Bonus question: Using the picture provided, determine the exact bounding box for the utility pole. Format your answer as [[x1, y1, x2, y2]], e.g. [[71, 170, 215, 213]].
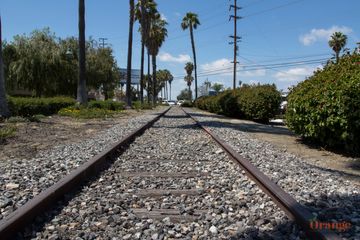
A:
[[229, 0, 241, 90], [99, 38, 108, 48]]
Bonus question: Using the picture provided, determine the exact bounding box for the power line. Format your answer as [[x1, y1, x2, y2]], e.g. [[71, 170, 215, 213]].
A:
[[172, 58, 327, 80]]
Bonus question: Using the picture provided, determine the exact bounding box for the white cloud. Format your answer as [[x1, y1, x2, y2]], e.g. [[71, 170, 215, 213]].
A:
[[239, 68, 266, 77], [175, 12, 181, 17], [274, 66, 322, 82], [158, 52, 191, 63], [299, 26, 353, 46], [201, 58, 233, 76]]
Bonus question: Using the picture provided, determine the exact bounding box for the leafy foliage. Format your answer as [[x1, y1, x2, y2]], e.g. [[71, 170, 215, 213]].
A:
[[0, 125, 16, 142], [8, 96, 75, 117], [58, 106, 119, 119], [88, 100, 125, 111], [286, 52, 360, 153], [177, 89, 192, 101], [3, 28, 119, 98], [195, 84, 281, 122]]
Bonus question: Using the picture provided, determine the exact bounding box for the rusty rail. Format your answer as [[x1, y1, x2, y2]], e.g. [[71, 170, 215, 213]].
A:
[[0, 107, 171, 239], [182, 107, 340, 240]]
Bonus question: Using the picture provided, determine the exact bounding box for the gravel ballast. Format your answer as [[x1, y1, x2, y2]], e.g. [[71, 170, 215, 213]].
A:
[[22, 107, 304, 240], [0, 108, 167, 220], [185, 108, 359, 239]]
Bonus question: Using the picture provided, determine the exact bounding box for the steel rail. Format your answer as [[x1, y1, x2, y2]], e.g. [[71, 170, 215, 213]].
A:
[[0, 107, 171, 239], [182, 107, 340, 240]]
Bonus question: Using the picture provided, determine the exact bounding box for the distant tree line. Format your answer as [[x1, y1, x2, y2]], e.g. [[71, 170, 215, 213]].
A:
[[2, 28, 120, 99]]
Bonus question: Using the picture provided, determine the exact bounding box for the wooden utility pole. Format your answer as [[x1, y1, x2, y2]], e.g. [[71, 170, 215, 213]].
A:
[[229, 0, 241, 90]]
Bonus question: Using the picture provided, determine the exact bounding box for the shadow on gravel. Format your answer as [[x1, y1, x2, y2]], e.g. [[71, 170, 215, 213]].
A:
[[173, 120, 295, 137], [14, 147, 131, 240], [230, 193, 358, 239], [162, 115, 189, 119]]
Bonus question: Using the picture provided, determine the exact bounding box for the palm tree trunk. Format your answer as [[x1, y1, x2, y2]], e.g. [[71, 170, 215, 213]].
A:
[[165, 81, 168, 100], [152, 54, 157, 105], [139, 0, 146, 104], [126, 0, 135, 107], [77, 0, 87, 105], [147, 50, 151, 104], [0, 16, 10, 117], [169, 83, 172, 101], [336, 51, 340, 64], [190, 25, 198, 100], [188, 85, 191, 101], [140, 41, 145, 103]]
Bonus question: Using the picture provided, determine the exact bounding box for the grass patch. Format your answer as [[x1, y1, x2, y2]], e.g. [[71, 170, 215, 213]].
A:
[[0, 125, 16, 142], [58, 106, 121, 119]]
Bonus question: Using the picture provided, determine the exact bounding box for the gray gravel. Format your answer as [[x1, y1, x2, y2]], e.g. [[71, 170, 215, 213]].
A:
[[185, 108, 360, 239], [22, 107, 304, 240], [0, 108, 167, 220]]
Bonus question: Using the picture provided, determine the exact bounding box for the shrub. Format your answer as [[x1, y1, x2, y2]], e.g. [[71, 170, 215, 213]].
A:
[[237, 84, 281, 122], [181, 101, 193, 107], [217, 90, 242, 117], [195, 84, 280, 122], [132, 101, 154, 110], [58, 106, 118, 119], [88, 100, 125, 111], [8, 97, 75, 117], [286, 53, 360, 153], [0, 125, 16, 142]]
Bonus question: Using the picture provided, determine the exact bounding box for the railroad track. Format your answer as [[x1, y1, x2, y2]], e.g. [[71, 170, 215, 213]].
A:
[[0, 106, 341, 239]]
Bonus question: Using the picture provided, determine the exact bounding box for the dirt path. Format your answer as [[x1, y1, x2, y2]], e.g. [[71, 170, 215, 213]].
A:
[[0, 110, 146, 162], [190, 108, 360, 183]]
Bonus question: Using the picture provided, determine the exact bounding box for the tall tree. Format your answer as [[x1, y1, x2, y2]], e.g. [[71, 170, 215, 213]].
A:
[[211, 83, 224, 95], [168, 73, 173, 100], [181, 12, 200, 99], [126, 0, 135, 107], [0, 16, 10, 117], [328, 32, 347, 63], [146, 15, 167, 104], [77, 0, 87, 104], [135, 0, 157, 103], [184, 62, 194, 101], [204, 79, 211, 95]]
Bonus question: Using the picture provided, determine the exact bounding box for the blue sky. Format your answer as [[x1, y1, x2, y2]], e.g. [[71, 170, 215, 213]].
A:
[[1, 0, 359, 99]]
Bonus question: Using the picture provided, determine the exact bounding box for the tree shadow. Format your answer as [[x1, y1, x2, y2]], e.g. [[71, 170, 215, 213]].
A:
[[223, 192, 359, 239]]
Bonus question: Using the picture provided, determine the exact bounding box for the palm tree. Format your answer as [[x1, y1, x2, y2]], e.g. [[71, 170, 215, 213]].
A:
[[135, 0, 157, 103], [204, 79, 211, 96], [168, 74, 173, 101], [146, 15, 167, 104], [0, 16, 10, 117], [184, 62, 194, 101], [328, 32, 347, 63], [77, 0, 87, 105], [181, 12, 200, 99], [126, 0, 135, 107]]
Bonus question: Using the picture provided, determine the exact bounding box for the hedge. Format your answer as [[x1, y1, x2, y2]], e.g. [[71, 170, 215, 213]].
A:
[[8, 97, 76, 117], [88, 100, 125, 111], [195, 84, 281, 122], [286, 53, 360, 153]]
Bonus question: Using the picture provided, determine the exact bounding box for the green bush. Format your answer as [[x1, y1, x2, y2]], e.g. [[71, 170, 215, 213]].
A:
[[195, 84, 280, 122], [132, 101, 154, 110], [181, 101, 193, 107], [286, 53, 360, 153], [58, 106, 119, 119], [8, 97, 75, 117], [0, 125, 16, 141], [237, 84, 281, 122], [88, 100, 125, 111]]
